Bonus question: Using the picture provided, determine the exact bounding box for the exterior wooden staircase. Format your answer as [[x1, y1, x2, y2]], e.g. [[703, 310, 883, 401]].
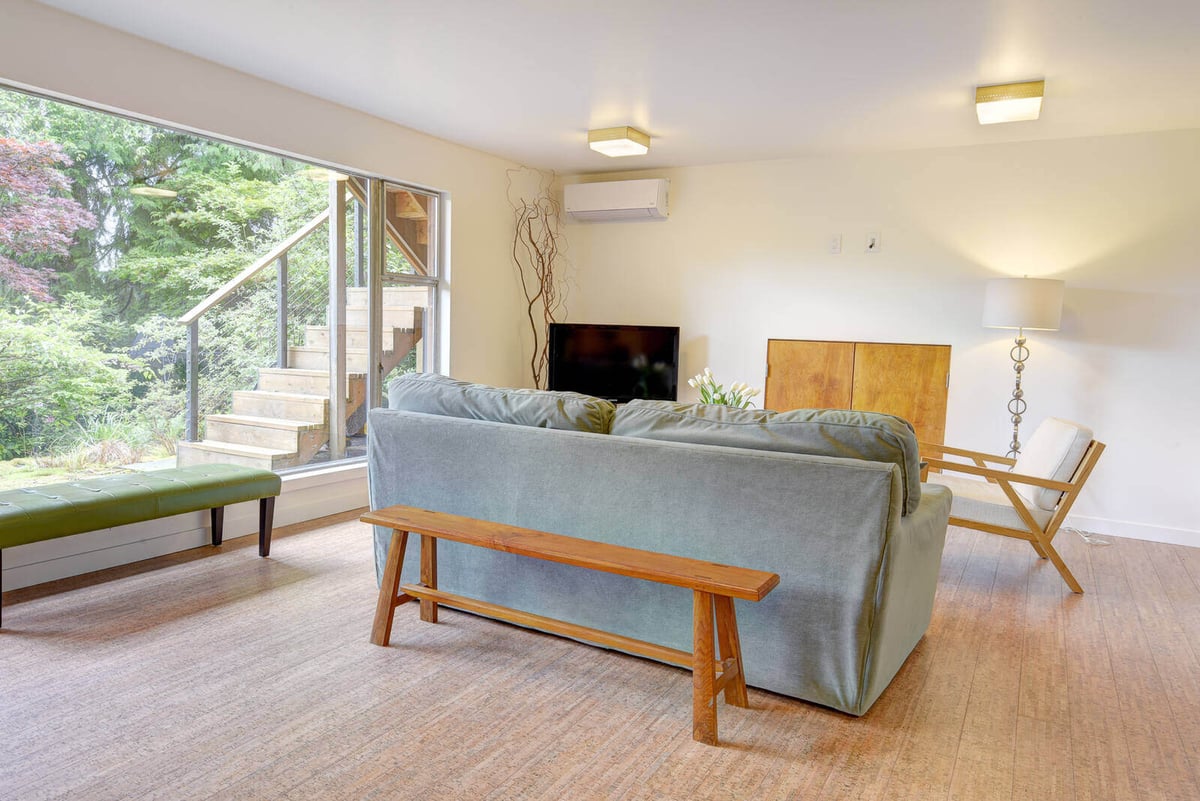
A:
[[177, 287, 424, 470]]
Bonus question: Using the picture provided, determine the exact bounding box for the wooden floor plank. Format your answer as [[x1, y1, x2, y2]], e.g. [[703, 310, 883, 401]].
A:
[[1096, 537, 1199, 801], [948, 535, 1029, 801], [1115, 538, 1200, 796], [1061, 537, 1141, 801], [879, 530, 1006, 801]]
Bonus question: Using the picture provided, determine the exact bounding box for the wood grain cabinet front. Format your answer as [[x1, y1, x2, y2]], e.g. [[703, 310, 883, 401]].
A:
[[764, 339, 951, 447]]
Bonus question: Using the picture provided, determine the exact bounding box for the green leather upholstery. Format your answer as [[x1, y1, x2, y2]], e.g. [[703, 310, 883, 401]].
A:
[[0, 465, 281, 549]]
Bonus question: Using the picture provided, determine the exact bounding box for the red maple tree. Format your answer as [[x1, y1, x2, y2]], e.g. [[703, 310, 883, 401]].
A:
[[0, 138, 96, 301]]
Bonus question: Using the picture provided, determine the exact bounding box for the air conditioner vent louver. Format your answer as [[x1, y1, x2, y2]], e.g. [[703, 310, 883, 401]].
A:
[[564, 179, 669, 222]]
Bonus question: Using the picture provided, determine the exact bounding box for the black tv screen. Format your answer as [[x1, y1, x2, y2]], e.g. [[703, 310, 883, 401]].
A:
[[548, 323, 680, 403]]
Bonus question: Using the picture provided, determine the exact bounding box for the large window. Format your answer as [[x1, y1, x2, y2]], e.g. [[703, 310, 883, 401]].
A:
[[0, 86, 440, 489]]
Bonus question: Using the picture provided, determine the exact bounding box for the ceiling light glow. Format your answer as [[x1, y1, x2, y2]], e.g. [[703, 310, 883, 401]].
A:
[[975, 80, 1045, 125], [588, 126, 651, 157]]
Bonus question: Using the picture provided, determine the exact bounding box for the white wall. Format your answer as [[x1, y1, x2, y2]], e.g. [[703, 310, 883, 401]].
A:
[[563, 130, 1200, 546], [0, 1, 528, 590]]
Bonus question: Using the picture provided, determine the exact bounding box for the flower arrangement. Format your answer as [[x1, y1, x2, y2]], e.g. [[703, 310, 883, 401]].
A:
[[687, 367, 760, 409]]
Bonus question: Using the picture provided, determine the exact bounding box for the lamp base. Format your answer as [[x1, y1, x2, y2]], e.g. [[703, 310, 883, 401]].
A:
[[1006, 332, 1028, 459]]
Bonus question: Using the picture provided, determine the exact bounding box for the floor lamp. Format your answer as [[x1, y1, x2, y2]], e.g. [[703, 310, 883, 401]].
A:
[[982, 277, 1064, 458]]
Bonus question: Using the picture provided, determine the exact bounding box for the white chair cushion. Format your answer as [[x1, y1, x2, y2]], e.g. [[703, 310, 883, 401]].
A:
[[927, 473, 1052, 531], [1012, 418, 1093, 511]]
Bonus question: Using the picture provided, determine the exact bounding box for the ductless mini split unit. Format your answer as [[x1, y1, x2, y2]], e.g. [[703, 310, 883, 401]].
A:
[[563, 178, 669, 222]]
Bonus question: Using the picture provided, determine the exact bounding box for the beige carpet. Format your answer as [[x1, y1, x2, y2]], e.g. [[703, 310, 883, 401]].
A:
[[1, 512, 1197, 800]]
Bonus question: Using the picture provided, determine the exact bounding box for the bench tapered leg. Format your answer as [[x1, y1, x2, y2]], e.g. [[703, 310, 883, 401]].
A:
[[371, 529, 410, 645], [692, 589, 718, 745], [258, 497, 275, 557], [714, 596, 749, 708], [210, 507, 224, 546], [420, 535, 439, 623]]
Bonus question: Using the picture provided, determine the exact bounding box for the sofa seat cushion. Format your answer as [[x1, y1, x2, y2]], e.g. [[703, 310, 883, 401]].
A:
[[612, 400, 922, 515], [387, 373, 616, 434], [1012, 418, 1094, 511], [926, 473, 1052, 530]]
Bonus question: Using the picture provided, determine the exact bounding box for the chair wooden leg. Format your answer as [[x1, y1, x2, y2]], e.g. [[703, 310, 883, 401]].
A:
[[371, 529, 410, 645], [1037, 536, 1084, 594], [692, 590, 718, 745], [1029, 538, 1048, 559], [714, 596, 749, 708]]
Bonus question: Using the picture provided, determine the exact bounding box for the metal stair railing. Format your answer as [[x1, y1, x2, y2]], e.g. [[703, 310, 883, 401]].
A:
[[177, 208, 330, 442]]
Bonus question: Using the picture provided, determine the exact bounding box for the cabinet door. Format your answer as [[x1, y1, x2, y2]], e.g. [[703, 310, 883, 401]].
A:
[[764, 340, 854, 411], [851, 343, 950, 446]]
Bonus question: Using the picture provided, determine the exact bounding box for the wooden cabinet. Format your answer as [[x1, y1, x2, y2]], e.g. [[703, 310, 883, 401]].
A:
[[764, 340, 951, 446]]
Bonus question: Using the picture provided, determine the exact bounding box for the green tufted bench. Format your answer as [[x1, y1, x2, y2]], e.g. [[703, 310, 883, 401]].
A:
[[0, 464, 282, 626]]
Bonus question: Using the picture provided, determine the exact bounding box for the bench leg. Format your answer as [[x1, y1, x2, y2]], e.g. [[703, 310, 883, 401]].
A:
[[210, 507, 224, 546], [714, 596, 749, 708], [371, 529, 411, 646], [1, 548, 4, 628], [420, 534, 438, 623], [692, 590, 718, 745], [259, 497, 275, 558]]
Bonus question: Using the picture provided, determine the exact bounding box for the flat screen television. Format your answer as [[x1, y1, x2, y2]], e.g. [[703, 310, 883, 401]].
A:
[[547, 323, 680, 403]]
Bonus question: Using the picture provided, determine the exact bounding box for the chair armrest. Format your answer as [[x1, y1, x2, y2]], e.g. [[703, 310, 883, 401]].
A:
[[921, 456, 1075, 492], [919, 442, 1016, 466]]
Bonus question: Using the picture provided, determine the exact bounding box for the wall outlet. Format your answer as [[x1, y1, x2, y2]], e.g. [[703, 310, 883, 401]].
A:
[[865, 231, 881, 252], [829, 234, 842, 254]]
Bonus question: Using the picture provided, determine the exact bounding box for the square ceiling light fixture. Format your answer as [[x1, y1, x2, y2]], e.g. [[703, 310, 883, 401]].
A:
[[975, 80, 1045, 124], [588, 126, 651, 157]]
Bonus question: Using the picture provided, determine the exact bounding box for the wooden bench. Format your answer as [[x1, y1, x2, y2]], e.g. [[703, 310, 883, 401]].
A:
[[363, 504, 780, 746], [0, 464, 282, 626]]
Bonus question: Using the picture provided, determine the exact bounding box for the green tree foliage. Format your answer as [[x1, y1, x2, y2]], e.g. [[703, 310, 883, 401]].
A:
[[0, 91, 325, 321], [0, 297, 133, 458], [0, 89, 332, 462]]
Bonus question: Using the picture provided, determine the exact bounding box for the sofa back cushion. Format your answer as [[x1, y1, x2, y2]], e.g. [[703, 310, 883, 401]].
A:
[[387, 373, 616, 434], [612, 400, 922, 515], [1012, 417, 1094, 511]]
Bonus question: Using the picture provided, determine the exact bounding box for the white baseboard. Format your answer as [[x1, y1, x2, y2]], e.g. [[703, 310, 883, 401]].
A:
[[1066, 514, 1198, 548], [1, 462, 369, 592]]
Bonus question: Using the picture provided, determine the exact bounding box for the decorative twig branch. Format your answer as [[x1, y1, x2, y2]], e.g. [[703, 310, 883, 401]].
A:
[[507, 167, 568, 388]]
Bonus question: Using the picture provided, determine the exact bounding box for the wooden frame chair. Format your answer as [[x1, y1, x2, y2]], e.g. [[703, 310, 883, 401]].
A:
[[920, 418, 1105, 594]]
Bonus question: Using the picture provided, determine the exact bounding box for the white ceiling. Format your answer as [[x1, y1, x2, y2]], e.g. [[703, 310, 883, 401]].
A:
[[36, 0, 1200, 172]]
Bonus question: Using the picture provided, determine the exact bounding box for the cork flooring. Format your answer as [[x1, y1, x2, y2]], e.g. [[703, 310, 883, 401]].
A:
[[1, 512, 1197, 800]]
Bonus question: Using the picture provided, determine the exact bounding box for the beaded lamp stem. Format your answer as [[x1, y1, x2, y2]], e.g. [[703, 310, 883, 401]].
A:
[[1006, 328, 1029, 458]]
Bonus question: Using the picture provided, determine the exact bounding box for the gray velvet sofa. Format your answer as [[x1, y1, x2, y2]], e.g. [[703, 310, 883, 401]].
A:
[[368, 374, 952, 716]]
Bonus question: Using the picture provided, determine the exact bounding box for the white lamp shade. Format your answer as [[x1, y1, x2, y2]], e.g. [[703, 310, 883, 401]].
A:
[[982, 277, 1064, 331]]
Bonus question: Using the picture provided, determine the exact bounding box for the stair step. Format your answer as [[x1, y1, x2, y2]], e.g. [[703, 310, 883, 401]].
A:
[[257, 367, 366, 397], [207, 414, 324, 432], [288, 346, 395, 372], [176, 440, 300, 471], [346, 287, 428, 307], [304, 325, 414, 350], [345, 306, 422, 328], [232, 390, 328, 424], [206, 414, 326, 451]]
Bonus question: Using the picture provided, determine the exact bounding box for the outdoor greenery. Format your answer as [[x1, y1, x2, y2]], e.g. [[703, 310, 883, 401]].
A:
[[0, 89, 333, 485]]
